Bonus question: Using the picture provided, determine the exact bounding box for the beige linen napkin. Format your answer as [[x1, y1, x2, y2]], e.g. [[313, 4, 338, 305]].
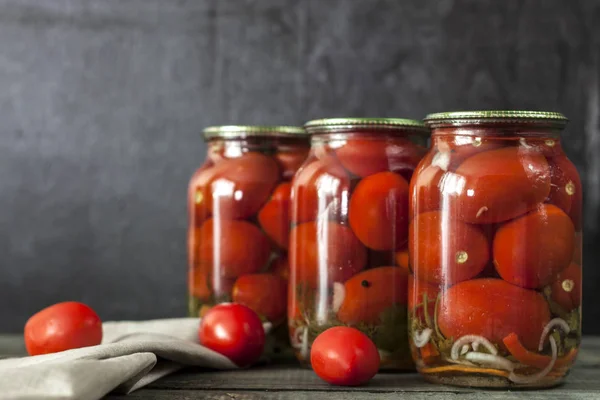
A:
[[0, 318, 269, 400]]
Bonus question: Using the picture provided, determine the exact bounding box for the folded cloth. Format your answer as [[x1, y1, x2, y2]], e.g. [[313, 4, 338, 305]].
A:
[[0, 318, 269, 400]]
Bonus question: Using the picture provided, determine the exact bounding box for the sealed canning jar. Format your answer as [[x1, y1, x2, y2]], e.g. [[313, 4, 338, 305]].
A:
[[188, 125, 309, 348], [410, 111, 582, 388], [288, 118, 429, 370]]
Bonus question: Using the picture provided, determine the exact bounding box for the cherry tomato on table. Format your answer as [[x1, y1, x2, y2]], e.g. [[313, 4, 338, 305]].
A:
[[289, 221, 367, 287], [195, 219, 271, 279], [311, 327, 380, 386], [232, 273, 287, 322], [24, 302, 102, 356], [349, 172, 409, 251], [493, 204, 575, 289], [199, 303, 265, 367], [258, 182, 292, 249]]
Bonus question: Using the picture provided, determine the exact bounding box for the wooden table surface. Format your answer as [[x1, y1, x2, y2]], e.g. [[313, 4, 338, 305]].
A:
[[2, 336, 599, 399]]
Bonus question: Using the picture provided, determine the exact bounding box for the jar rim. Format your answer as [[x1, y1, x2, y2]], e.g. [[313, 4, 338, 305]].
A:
[[304, 118, 429, 135], [424, 110, 568, 128], [203, 125, 307, 140]]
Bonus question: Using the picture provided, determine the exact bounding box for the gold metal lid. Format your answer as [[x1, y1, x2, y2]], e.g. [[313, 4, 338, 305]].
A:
[[304, 118, 429, 135], [424, 110, 568, 128], [203, 125, 307, 140]]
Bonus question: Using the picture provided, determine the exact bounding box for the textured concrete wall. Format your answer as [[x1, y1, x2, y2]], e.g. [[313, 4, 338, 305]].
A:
[[0, 0, 598, 332]]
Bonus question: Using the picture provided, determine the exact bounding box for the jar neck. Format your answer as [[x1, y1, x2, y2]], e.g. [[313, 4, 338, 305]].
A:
[[310, 130, 428, 147], [431, 125, 563, 140], [207, 137, 309, 158]]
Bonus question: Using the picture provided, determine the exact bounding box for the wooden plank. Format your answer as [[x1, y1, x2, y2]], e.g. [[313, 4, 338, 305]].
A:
[[143, 337, 600, 392], [105, 388, 600, 400], [144, 366, 600, 393]]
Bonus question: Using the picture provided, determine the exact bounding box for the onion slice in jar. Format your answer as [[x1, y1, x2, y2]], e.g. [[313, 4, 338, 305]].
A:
[[460, 344, 470, 355], [451, 335, 497, 360], [509, 336, 557, 384], [412, 328, 433, 348], [464, 352, 515, 372], [331, 282, 345, 313], [538, 318, 570, 351]]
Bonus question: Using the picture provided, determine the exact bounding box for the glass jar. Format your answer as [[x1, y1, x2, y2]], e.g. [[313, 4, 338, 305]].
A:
[[188, 125, 310, 353], [288, 118, 429, 370], [409, 111, 582, 388]]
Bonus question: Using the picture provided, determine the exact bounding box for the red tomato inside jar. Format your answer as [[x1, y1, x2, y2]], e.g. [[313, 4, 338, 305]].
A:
[[409, 111, 582, 388], [288, 118, 429, 370], [188, 125, 309, 356]]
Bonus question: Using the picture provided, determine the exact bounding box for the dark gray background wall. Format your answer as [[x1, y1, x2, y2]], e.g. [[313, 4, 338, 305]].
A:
[[0, 0, 599, 333]]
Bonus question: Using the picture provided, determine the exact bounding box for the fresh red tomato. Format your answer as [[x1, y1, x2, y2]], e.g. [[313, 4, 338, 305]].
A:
[[550, 262, 582, 311], [335, 136, 423, 180], [310, 327, 380, 386], [289, 221, 367, 287], [409, 211, 489, 285], [24, 302, 102, 356], [547, 155, 582, 230], [232, 273, 287, 322], [290, 157, 350, 223], [274, 148, 310, 180], [349, 172, 409, 250], [258, 182, 291, 249], [198, 152, 280, 220], [493, 204, 574, 289], [336, 266, 408, 325], [451, 147, 551, 223], [437, 279, 550, 350], [199, 303, 265, 367], [195, 219, 271, 279], [270, 254, 289, 281]]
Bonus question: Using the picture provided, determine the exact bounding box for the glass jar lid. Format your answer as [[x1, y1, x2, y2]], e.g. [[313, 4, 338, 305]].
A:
[[424, 110, 568, 128], [304, 118, 429, 135], [203, 125, 307, 140]]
